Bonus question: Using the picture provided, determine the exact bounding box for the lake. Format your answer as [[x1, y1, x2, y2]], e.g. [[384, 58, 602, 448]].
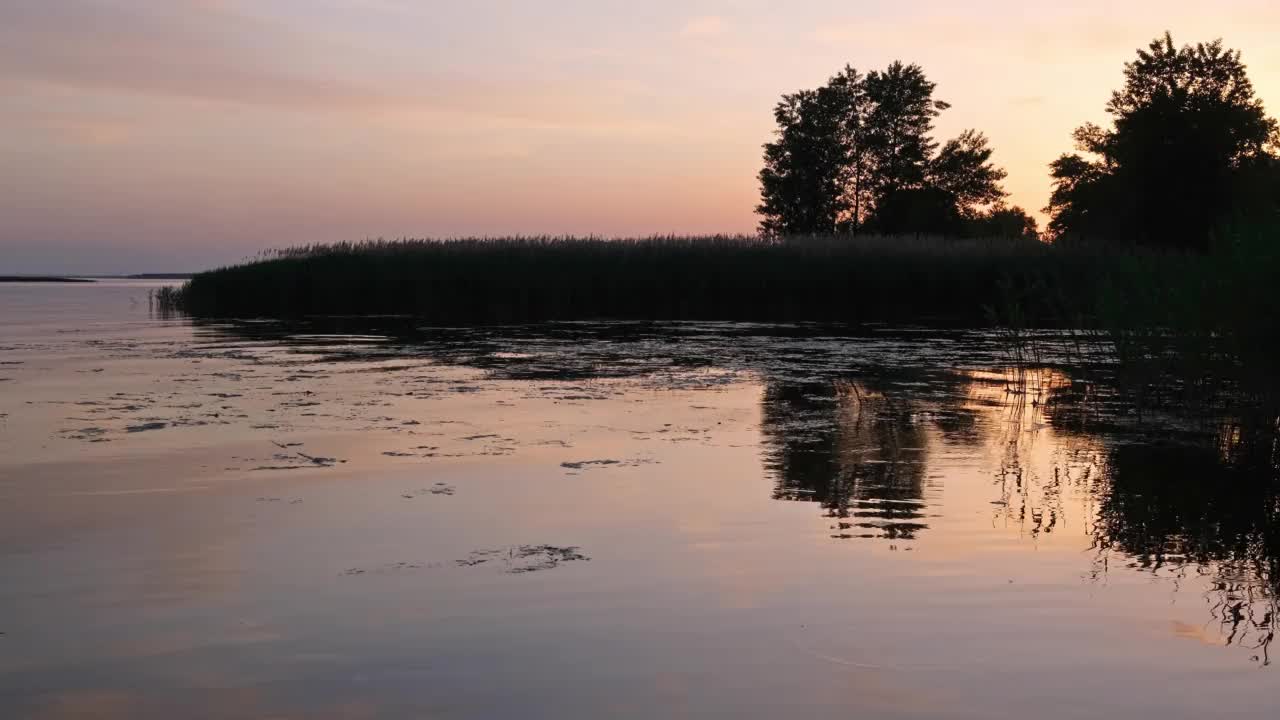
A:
[[1, 280, 1276, 718]]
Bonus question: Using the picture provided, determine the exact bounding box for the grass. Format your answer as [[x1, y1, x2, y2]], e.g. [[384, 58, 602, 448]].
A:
[[161, 230, 1280, 390], [168, 232, 1278, 496], [167, 234, 1113, 324]]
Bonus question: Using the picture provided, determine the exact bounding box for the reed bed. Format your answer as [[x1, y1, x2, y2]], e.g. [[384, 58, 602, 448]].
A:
[[166, 232, 1279, 402], [164, 232, 1278, 454], [170, 234, 1106, 324], [163, 234, 1279, 338]]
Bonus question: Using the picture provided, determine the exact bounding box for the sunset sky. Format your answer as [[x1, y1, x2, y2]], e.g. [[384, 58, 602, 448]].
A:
[[3, 1, 1279, 273]]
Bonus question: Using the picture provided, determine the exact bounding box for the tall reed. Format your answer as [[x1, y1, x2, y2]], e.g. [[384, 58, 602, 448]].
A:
[[171, 234, 1084, 324]]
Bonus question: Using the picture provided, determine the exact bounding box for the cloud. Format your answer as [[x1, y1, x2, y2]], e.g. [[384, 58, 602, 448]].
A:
[[0, 0, 714, 138], [680, 16, 727, 38], [0, 1, 387, 108]]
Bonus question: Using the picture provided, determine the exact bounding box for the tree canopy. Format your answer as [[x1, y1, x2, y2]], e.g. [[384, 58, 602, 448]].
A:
[[1046, 33, 1280, 250], [758, 62, 1033, 239], [757, 68, 863, 236]]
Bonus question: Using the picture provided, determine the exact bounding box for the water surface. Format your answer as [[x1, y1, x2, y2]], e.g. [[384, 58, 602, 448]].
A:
[[1, 280, 1276, 718]]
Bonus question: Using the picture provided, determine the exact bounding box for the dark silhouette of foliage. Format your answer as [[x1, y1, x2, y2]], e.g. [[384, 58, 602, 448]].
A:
[[861, 62, 948, 208], [869, 187, 964, 236], [872, 129, 1015, 236], [931, 130, 1008, 212], [757, 67, 868, 235], [759, 62, 1028, 238], [1047, 33, 1280, 250], [967, 204, 1040, 242], [172, 235, 1082, 324], [764, 379, 932, 540]]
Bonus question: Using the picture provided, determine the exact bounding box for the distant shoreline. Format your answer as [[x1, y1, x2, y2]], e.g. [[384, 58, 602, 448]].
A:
[[0, 276, 95, 283], [0, 274, 194, 282]]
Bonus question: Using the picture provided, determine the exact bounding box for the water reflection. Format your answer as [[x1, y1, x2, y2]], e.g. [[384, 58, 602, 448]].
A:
[[1095, 442, 1279, 665], [760, 365, 1278, 664], [977, 369, 1106, 540], [193, 320, 1280, 664], [763, 380, 931, 540]]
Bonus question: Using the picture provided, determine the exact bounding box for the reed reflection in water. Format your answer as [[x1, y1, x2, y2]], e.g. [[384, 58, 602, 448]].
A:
[[760, 367, 1279, 665]]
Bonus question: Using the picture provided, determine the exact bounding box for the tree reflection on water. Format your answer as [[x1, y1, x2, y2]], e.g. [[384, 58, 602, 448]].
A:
[[1093, 442, 1279, 666], [763, 379, 932, 540], [201, 320, 1279, 665], [760, 366, 1279, 665]]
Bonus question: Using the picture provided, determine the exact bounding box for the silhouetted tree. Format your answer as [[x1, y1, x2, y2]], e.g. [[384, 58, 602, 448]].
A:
[[862, 62, 948, 206], [1047, 33, 1280, 250], [869, 187, 964, 235], [760, 62, 1026, 237], [931, 130, 1008, 212], [758, 67, 869, 234], [871, 129, 1012, 235], [967, 204, 1041, 241]]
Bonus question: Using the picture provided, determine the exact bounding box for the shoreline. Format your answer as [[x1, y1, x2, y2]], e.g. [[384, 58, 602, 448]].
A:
[[0, 276, 95, 283]]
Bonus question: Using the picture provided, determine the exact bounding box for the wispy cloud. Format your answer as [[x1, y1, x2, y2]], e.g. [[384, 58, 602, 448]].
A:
[[0, 1, 729, 138], [0, 1, 401, 109]]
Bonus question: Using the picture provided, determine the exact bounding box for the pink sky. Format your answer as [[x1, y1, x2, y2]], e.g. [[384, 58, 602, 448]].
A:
[[2, 1, 1278, 273]]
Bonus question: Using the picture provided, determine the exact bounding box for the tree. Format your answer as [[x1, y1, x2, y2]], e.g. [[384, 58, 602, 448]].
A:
[[872, 129, 1012, 235], [1046, 33, 1280, 250], [869, 186, 966, 236], [967, 204, 1041, 241], [759, 62, 1026, 238], [861, 62, 948, 208], [930, 130, 1008, 213], [757, 67, 868, 235]]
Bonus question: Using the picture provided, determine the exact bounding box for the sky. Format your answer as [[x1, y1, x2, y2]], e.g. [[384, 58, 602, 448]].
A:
[[2, 1, 1279, 274]]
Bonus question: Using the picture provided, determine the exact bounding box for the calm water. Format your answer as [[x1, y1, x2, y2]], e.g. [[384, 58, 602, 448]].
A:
[[1, 280, 1276, 719]]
